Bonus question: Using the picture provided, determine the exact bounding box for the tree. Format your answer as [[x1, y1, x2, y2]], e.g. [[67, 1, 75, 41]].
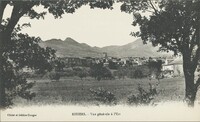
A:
[[101, 67, 113, 80], [1, 24, 56, 107], [90, 63, 104, 81], [77, 69, 88, 80], [0, 0, 114, 108], [120, 0, 200, 106], [114, 67, 126, 80], [54, 58, 65, 72]]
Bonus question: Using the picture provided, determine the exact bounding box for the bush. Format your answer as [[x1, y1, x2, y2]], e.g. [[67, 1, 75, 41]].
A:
[[72, 67, 89, 80], [134, 69, 143, 79], [97, 76, 101, 81], [101, 67, 114, 80], [48, 71, 61, 82], [127, 83, 158, 106], [89, 87, 117, 105], [63, 68, 75, 77], [113, 67, 126, 80], [128, 69, 144, 79], [77, 70, 88, 80]]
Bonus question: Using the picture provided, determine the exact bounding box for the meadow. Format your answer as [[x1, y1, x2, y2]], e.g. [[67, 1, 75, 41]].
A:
[[13, 76, 200, 107]]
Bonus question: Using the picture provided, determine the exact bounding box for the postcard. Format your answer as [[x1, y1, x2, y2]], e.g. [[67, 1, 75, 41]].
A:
[[1, 0, 200, 121]]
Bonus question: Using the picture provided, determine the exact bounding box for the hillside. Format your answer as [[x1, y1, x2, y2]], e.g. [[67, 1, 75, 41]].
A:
[[39, 37, 103, 57], [40, 38, 172, 58], [102, 38, 172, 57]]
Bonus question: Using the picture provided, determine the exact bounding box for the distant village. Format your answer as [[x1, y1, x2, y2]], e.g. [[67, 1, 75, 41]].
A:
[[59, 52, 188, 78]]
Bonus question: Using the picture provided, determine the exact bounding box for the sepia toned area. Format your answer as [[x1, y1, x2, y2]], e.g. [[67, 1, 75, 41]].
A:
[[1, 104, 200, 121], [1, 0, 200, 111]]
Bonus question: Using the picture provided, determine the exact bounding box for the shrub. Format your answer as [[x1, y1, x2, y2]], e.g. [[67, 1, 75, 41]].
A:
[[134, 69, 143, 79], [72, 67, 89, 80], [101, 67, 114, 80], [127, 83, 158, 106], [97, 76, 101, 81], [128, 69, 144, 79], [114, 67, 126, 80], [89, 87, 117, 105], [48, 71, 60, 82], [77, 70, 88, 80], [63, 68, 75, 77]]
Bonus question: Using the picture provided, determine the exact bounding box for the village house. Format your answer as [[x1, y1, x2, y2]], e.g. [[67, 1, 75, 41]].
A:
[[162, 56, 183, 77]]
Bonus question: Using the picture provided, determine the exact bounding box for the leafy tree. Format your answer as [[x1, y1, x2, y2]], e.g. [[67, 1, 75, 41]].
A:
[[120, 0, 200, 106], [101, 67, 113, 80], [54, 58, 65, 72], [1, 24, 56, 107], [90, 63, 113, 81], [90, 63, 104, 81], [75, 67, 88, 80], [0, 0, 114, 108]]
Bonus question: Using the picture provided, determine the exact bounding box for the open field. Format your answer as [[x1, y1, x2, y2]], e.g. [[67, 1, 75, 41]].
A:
[[13, 77, 200, 106]]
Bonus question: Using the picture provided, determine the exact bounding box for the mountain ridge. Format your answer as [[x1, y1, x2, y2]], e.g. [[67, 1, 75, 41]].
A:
[[40, 37, 172, 58]]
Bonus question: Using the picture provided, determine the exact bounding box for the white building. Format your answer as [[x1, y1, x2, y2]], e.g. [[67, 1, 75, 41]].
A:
[[162, 56, 183, 77]]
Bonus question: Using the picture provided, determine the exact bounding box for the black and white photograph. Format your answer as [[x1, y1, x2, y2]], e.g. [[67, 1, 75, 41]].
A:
[[0, 0, 200, 121]]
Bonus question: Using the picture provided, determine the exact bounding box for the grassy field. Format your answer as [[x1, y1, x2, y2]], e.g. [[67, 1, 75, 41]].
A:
[[13, 76, 200, 106]]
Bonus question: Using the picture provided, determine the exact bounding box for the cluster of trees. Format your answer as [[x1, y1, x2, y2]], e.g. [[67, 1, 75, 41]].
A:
[[113, 61, 162, 80], [47, 64, 114, 81], [48, 59, 160, 81], [49, 60, 162, 81], [47, 67, 89, 81], [1, 0, 200, 107]]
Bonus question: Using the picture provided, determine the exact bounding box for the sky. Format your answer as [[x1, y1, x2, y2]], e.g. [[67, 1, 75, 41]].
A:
[[3, 3, 139, 47]]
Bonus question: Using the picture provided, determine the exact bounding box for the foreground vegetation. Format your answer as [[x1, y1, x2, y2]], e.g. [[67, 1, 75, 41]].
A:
[[13, 77, 200, 106]]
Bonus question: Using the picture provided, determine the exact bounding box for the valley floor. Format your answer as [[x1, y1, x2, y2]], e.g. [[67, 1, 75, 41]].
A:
[[13, 77, 200, 106]]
